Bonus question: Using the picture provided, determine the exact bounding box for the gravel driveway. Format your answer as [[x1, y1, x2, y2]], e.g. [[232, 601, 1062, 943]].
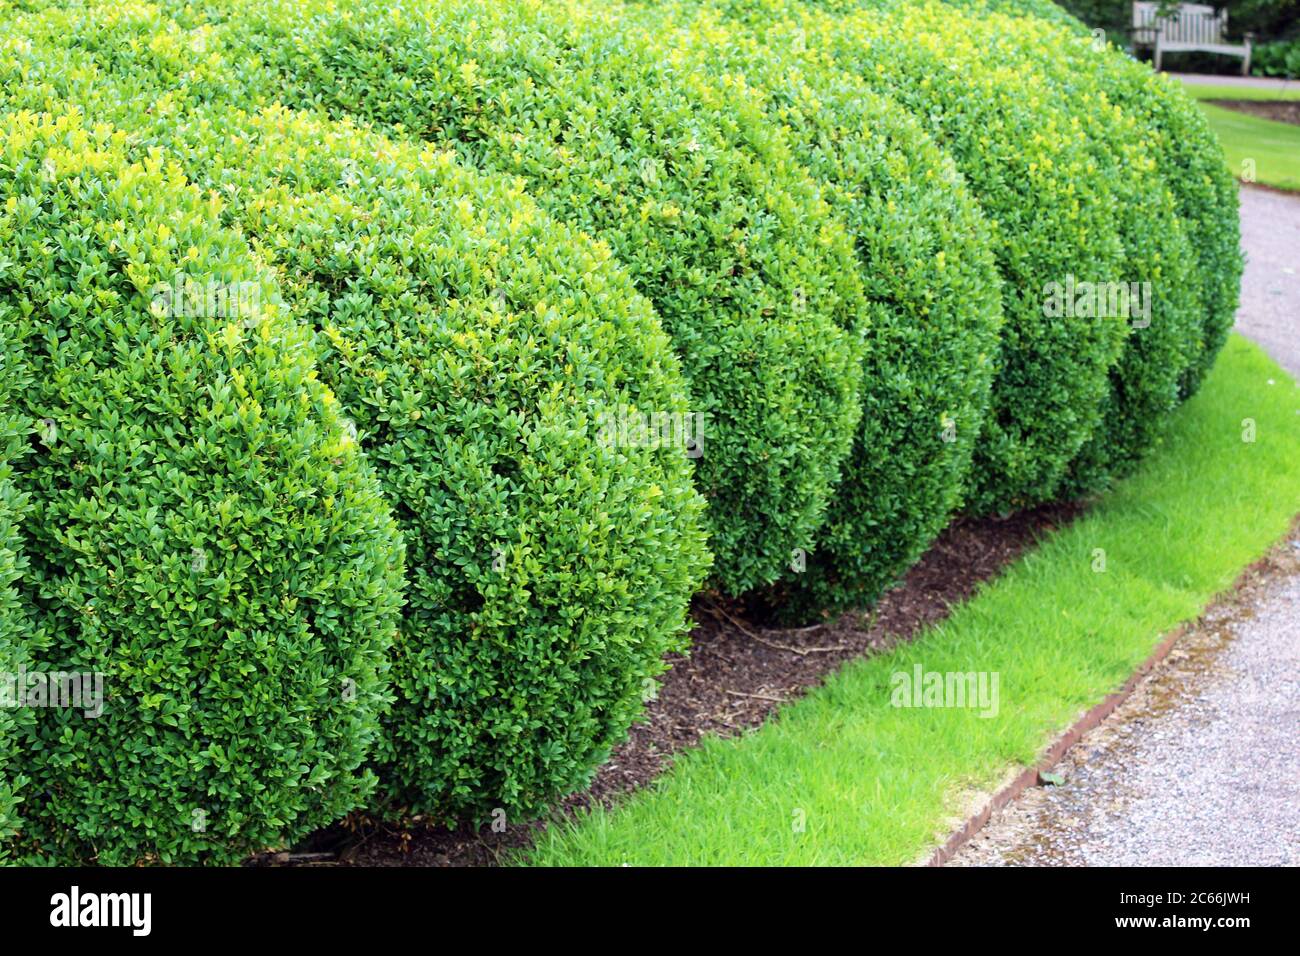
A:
[[948, 185, 1300, 867]]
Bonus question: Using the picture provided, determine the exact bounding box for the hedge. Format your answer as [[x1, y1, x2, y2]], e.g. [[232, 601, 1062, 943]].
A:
[[1091, 29, 1243, 399], [16, 0, 1227, 568], [183, 105, 712, 822], [143, 0, 871, 596], [622, 0, 1003, 620], [66, 0, 994, 613], [0, 12, 717, 823], [0, 0, 1245, 855], [0, 109, 407, 864], [715, 0, 1141, 514]]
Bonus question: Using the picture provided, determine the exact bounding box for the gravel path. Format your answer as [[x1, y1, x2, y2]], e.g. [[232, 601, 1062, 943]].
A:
[[1233, 185, 1300, 377], [951, 537, 1300, 866]]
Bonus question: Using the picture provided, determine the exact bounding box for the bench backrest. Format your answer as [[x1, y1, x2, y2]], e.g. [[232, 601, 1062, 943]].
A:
[[1133, 3, 1229, 44]]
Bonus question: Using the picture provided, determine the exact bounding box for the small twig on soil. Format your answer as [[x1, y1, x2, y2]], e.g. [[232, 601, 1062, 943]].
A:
[[771, 622, 826, 635], [477, 834, 508, 866], [703, 599, 842, 655], [270, 851, 336, 864], [725, 689, 787, 703]]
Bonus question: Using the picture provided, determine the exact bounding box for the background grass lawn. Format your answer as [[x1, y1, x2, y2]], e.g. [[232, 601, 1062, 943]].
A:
[[522, 336, 1300, 866], [1180, 84, 1300, 103], [1194, 103, 1300, 191], [1179, 83, 1300, 191]]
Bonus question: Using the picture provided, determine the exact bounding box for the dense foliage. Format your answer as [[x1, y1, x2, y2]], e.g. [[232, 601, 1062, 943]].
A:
[[0, 109, 406, 863], [928, 0, 1243, 396], [724, 0, 1132, 512], [622, 0, 1003, 618], [0, 0, 1242, 858], [1255, 37, 1300, 75], [0, 322, 31, 851], [757, 0, 1239, 499], [193, 106, 713, 821], [0, 18, 713, 823], [913, 7, 1205, 493], [165, 0, 870, 596]]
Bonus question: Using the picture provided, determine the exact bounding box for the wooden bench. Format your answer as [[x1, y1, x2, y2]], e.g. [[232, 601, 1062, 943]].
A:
[[1132, 2, 1253, 75]]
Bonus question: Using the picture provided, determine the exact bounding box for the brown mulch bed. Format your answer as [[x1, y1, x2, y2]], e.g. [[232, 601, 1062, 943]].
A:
[[1207, 99, 1300, 126], [255, 500, 1085, 867]]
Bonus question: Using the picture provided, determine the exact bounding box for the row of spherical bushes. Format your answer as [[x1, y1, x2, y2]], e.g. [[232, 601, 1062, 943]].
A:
[[0, 0, 1239, 863]]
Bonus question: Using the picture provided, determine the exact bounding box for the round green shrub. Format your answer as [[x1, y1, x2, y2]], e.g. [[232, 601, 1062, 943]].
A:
[[629, 0, 1004, 620], [1076, 45, 1242, 400], [930, 10, 1203, 492], [0, 17, 715, 823], [195, 105, 713, 822], [0, 109, 407, 864], [720, 0, 1133, 513], [1140, 82, 1241, 398], [135, 0, 870, 596]]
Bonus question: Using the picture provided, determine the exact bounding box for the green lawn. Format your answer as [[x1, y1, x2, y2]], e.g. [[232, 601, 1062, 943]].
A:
[[1192, 101, 1300, 191], [1181, 83, 1300, 102], [522, 335, 1300, 866]]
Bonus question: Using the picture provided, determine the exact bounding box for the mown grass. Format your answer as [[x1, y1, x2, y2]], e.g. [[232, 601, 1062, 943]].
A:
[[1180, 83, 1300, 102], [1192, 101, 1300, 191], [522, 335, 1300, 866]]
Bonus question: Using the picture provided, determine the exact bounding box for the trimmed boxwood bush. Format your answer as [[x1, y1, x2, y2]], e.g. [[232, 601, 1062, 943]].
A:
[[1156, 85, 1241, 398], [0, 109, 406, 864], [1081, 32, 1241, 398], [123, 0, 870, 596], [184, 105, 713, 822], [1138, 78, 1241, 398], [0, 14, 716, 820], [627, 0, 1004, 620], [717, 0, 1135, 512]]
